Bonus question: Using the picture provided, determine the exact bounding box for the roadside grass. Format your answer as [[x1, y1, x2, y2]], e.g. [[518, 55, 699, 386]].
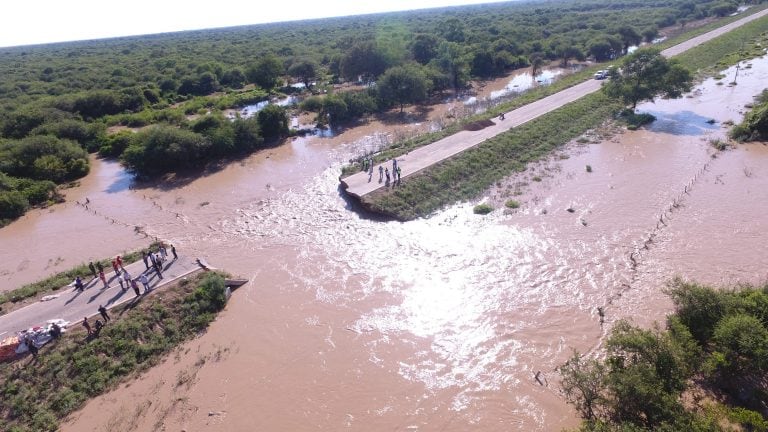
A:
[[656, 4, 768, 52], [0, 242, 163, 314], [675, 15, 768, 76], [362, 93, 622, 220], [0, 271, 228, 432]]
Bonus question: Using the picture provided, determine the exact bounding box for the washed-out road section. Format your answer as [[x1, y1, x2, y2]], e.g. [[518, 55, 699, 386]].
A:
[[341, 7, 768, 199], [0, 255, 203, 337]]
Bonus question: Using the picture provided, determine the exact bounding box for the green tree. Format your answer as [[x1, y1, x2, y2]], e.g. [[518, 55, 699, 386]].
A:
[[588, 36, 621, 62], [321, 94, 349, 125], [246, 55, 284, 90], [220, 68, 247, 88], [437, 18, 466, 43], [410, 33, 439, 65], [288, 59, 318, 90], [642, 27, 659, 43], [339, 42, 388, 83], [471, 49, 497, 78], [663, 278, 729, 344], [616, 26, 642, 54], [529, 53, 545, 79], [257, 104, 289, 139], [431, 41, 468, 94], [122, 126, 211, 175], [0, 135, 89, 182], [604, 321, 693, 427], [233, 117, 264, 152], [0, 190, 29, 221], [712, 313, 768, 375], [559, 351, 608, 420], [602, 48, 692, 109], [377, 64, 431, 113]]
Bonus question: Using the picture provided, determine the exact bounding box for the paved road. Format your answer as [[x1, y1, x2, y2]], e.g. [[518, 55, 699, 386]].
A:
[[0, 255, 203, 337], [341, 8, 768, 199]]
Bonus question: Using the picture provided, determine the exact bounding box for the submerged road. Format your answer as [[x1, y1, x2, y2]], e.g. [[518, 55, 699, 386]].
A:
[[341, 7, 768, 199], [0, 255, 203, 337]]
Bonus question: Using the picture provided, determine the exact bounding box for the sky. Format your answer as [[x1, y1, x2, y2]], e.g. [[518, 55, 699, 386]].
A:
[[1, 0, 512, 48]]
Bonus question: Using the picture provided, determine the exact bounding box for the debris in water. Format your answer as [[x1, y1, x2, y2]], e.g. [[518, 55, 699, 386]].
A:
[[566, 207, 575, 213]]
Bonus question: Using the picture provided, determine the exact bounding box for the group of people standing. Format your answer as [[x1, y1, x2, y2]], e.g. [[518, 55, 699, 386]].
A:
[[75, 243, 179, 337], [364, 157, 403, 186]]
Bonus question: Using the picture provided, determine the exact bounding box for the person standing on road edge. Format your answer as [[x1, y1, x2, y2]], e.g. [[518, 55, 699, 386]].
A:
[[142, 251, 149, 270], [122, 269, 132, 286], [88, 261, 97, 279], [98, 270, 108, 288], [378, 165, 384, 182], [25, 335, 38, 358], [139, 274, 150, 292], [98, 305, 110, 322], [82, 317, 92, 335], [171, 244, 178, 260], [131, 279, 141, 297]]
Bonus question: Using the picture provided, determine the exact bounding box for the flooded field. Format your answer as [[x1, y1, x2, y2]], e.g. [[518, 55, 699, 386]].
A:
[[2, 56, 767, 431]]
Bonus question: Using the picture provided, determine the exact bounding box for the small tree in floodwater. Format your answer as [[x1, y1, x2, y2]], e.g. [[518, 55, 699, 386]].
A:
[[602, 48, 693, 110], [558, 351, 607, 421]]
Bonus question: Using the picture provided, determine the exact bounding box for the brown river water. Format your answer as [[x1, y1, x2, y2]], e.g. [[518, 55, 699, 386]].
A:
[[2, 58, 768, 431]]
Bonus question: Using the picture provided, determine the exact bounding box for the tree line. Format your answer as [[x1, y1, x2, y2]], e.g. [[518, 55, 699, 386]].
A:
[[560, 279, 768, 431]]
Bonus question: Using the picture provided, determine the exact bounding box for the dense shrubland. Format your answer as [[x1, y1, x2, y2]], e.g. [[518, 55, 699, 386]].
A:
[[0, 0, 763, 224], [561, 280, 768, 431]]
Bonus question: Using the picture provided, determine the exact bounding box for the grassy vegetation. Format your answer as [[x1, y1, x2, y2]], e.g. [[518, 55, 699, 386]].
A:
[[619, 110, 658, 130], [0, 271, 228, 432], [0, 242, 161, 313], [473, 203, 494, 215], [505, 199, 521, 209], [362, 93, 623, 220], [561, 280, 768, 431], [359, 9, 768, 220], [731, 89, 768, 141], [675, 14, 768, 75], [656, 3, 768, 52]]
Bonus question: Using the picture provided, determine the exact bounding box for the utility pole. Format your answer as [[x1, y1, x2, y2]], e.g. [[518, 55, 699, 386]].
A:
[[733, 38, 745, 85]]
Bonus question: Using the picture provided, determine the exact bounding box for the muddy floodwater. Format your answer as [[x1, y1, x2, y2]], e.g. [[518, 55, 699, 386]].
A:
[[3, 57, 768, 431]]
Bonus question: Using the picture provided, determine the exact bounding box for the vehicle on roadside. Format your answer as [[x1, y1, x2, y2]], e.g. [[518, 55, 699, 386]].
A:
[[594, 70, 608, 80]]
